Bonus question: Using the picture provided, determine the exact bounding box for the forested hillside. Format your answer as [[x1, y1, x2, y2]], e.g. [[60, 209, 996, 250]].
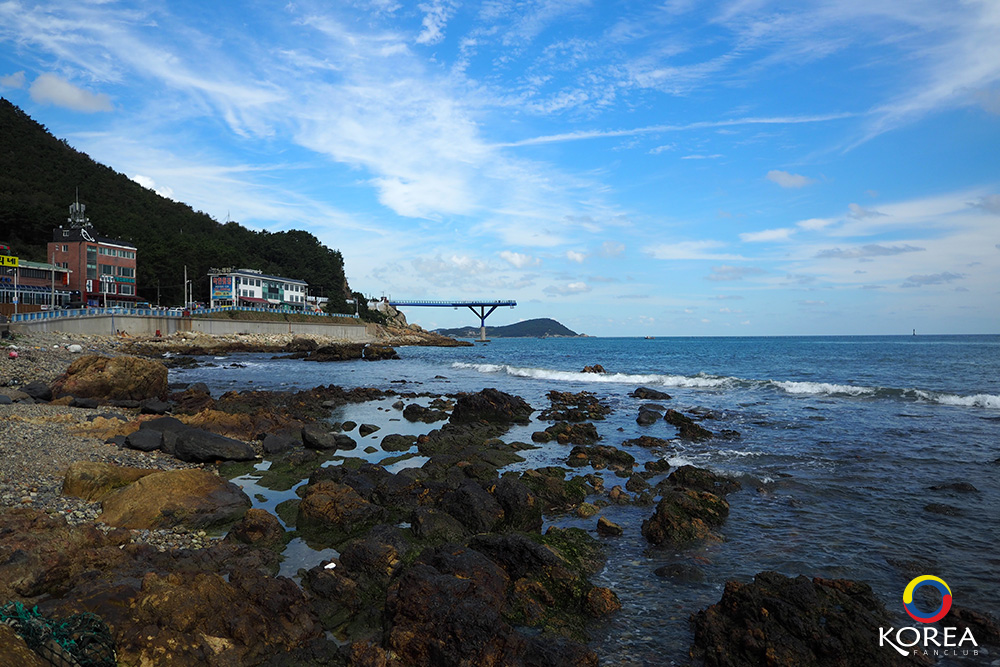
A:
[[435, 317, 579, 338], [0, 98, 351, 309]]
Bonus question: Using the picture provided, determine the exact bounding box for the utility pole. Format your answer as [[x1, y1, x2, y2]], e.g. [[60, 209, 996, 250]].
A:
[[183, 265, 188, 308], [50, 252, 56, 310]]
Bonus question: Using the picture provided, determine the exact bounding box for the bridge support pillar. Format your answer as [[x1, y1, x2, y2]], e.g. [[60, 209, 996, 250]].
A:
[[468, 305, 498, 342]]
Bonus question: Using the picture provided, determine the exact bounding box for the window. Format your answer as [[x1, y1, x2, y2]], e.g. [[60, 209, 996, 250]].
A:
[[86, 246, 97, 279], [117, 266, 134, 277], [61, 245, 68, 252], [100, 264, 113, 275], [120, 285, 134, 295]]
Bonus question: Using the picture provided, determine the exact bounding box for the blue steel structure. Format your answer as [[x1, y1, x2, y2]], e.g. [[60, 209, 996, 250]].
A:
[[386, 299, 516, 341]]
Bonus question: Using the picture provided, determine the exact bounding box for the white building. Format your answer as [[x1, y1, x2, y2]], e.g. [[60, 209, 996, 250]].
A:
[[208, 268, 308, 311]]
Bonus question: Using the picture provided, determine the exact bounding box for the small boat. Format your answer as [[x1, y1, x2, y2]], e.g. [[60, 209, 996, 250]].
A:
[[644, 336, 655, 340]]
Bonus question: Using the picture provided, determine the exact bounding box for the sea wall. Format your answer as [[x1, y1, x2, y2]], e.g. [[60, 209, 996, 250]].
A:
[[10, 314, 372, 341]]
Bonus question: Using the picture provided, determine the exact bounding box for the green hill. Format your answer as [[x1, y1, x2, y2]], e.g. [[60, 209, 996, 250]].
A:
[[0, 99, 353, 311], [435, 317, 579, 338]]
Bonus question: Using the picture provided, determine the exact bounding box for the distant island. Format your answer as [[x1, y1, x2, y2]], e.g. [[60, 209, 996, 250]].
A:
[[434, 317, 580, 338]]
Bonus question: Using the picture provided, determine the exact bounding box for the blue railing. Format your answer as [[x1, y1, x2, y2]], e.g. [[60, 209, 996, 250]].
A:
[[387, 299, 516, 307], [9, 305, 359, 323]]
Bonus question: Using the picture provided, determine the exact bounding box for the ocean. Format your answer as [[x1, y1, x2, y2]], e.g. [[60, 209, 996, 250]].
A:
[[172, 334, 1000, 665]]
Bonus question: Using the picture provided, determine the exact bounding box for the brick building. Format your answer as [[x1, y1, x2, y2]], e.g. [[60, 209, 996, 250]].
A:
[[0, 245, 72, 312], [46, 200, 138, 307]]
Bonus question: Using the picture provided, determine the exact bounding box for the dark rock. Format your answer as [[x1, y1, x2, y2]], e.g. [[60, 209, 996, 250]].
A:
[[380, 434, 417, 452], [654, 562, 705, 582], [140, 415, 188, 434], [306, 344, 365, 362], [566, 444, 635, 473], [645, 459, 672, 473], [538, 390, 611, 422], [21, 380, 52, 402], [690, 572, 914, 667], [285, 337, 318, 352], [140, 398, 171, 415], [622, 435, 673, 448], [125, 428, 163, 452], [581, 365, 605, 373], [297, 481, 386, 545], [625, 474, 650, 493], [949, 604, 1000, 647], [636, 407, 661, 426], [341, 421, 357, 432], [391, 400, 404, 410], [631, 387, 671, 400], [450, 388, 533, 425], [0, 395, 11, 405], [358, 423, 380, 437], [928, 482, 979, 493], [175, 428, 257, 463], [664, 409, 714, 441], [440, 479, 505, 533], [403, 403, 448, 423], [468, 533, 560, 580], [641, 488, 729, 545], [596, 517, 623, 536], [70, 396, 100, 409], [262, 432, 299, 455], [534, 421, 600, 445], [410, 507, 470, 543], [225, 508, 287, 549], [362, 344, 399, 361], [924, 503, 963, 516], [333, 434, 357, 451], [663, 465, 742, 495], [302, 424, 341, 450], [519, 468, 588, 512]]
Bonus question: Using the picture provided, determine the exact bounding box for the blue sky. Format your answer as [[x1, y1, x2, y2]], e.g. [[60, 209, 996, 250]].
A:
[[1, 0, 998, 335]]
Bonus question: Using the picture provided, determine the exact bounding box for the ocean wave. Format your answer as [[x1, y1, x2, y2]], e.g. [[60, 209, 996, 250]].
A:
[[772, 381, 876, 397], [913, 390, 1000, 409], [450, 362, 734, 388]]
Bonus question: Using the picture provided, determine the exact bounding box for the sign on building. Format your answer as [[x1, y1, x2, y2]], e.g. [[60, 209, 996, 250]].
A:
[[0, 256, 18, 268], [212, 275, 233, 298]]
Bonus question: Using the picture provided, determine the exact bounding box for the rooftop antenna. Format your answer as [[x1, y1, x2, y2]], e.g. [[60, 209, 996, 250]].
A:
[[68, 188, 91, 228]]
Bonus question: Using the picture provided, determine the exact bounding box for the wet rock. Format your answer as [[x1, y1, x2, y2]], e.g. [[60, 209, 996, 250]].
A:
[[0, 624, 47, 667], [402, 403, 448, 423], [440, 479, 505, 533], [622, 435, 673, 448], [285, 337, 318, 352], [538, 390, 611, 422], [362, 344, 399, 361], [124, 427, 163, 452], [924, 503, 962, 516], [297, 481, 385, 545], [654, 562, 705, 582], [304, 344, 365, 362], [519, 468, 588, 512], [302, 423, 342, 450], [690, 572, 914, 667], [625, 474, 650, 493], [391, 400, 404, 410], [469, 533, 560, 580], [492, 476, 543, 533], [358, 423, 380, 437], [645, 459, 672, 473], [341, 421, 357, 432], [928, 482, 979, 493], [532, 421, 599, 445], [581, 365, 605, 374], [596, 517, 623, 537], [225, 508, 287, 549], [51, 355, 167, 401], [664, 409, 714, 441], [565, 444, 634, 472], [631, 387, 671, 400], [380, 434, 417, 452], [410, 507, 470, 544], [607, 485, 631, 505], [61, 461, 157, 502], [262, 432, 300, 455], [662, 465, 742, 495], [585, 586, 622, 617], [641, 488, 729, 546], [450, 388, 533, 425], [636, 407, 662, 426], [175, 428, 256, 462], [100, 468, 252, 530], [949, 605, 1000, 647]]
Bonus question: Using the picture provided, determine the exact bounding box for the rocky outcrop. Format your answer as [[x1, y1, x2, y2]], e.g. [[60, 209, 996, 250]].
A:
[[99, 468, 252, 530], [174, 428, 257, 463], [690, 572, 916, 667], [450, 388, 533, 425], [566, 444, 635, 473], [61, 461, 158, 502], [531, 421, 599, 445], [51, 355, 167, 401], [631, 387, 672, 400], [224, 508, 287, 549], [664, 408, 714, 441], [538, 390, 611, 422], [402, 403, 448, 423], [641, 487, 730, 545]]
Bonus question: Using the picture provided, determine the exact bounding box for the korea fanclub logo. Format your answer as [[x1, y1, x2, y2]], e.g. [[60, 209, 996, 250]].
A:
[[880, 576, 979, 658]]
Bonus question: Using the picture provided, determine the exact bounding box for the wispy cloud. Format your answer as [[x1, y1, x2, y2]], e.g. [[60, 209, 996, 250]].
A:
[[766, 169, 815, 188], [29, 73, 112, 112], [499, 250, 541, 268], [0, 70, 25, 89], [647, 241, 743, 261], [815, 244, 925, 259], [968, 194, 1000, 214], [544, 281, 591, 295], [848, 203, 887, 219], [706, 265, 766, 281], [901, 272, 965, 288], [740, 227, 794, 243]]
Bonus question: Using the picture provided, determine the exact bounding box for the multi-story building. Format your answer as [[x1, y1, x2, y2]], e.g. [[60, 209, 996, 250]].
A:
[[0, 245, 73, 310], [208, 267, 308, 311], [47, 199, 138, 307]]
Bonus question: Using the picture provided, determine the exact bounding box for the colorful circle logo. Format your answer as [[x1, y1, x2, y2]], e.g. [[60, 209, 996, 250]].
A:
[[903, 575, 952, 624]]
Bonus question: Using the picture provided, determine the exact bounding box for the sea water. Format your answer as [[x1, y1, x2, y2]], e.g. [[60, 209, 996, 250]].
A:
[[172, 335, 1000, 665]]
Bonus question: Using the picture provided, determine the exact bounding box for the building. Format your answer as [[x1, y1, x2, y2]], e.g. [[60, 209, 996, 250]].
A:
[[208, 268, 308, 311], [46, 199, 138, 307], [0, 245, 73, 311]]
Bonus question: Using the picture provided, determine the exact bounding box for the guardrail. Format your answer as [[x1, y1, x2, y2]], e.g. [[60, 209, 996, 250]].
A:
[[9, 305, 359, 323]]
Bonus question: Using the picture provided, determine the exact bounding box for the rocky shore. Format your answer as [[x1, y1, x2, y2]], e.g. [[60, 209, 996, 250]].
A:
[[1, 331, 998, 666]]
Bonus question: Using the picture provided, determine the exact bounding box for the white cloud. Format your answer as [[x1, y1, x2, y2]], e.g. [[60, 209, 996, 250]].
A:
[[901, 272, 965, 288], [131, 174, 175, 199], [499, 250, 540, 268], [0, 71, 25, 89], [766, 170, 815, 188], [797, 217, 836, 231], [968, 195, 1000, 214], [544, 281, 591, 295], [706, 265, 766, 281], [29, 73, 112, 112], [648, 144, 674, 154], [815, 244, 925, 259], [646, 241, 743, 261], [848, 203, 887, 219], [600, 241, 625, 257], [416, 0, 458, 45], [566, 250, 586, 263], [739, 227, 794, 243], [681, 153, 722, 160]]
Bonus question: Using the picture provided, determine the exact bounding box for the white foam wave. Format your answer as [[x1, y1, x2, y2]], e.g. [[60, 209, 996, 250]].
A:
[[916, 391, 1000, 409], [773, 380, 875, 397], [450, 362, 733, 388]]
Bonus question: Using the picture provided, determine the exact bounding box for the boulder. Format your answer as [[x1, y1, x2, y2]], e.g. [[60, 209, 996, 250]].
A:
[[566, 444, 634, 473], [21, 380, 53, 402], [581, 365, 606, 373], [402, 403, 448, 423], [664, 409, 714, 441], [297, 481, 385, 543], [439, 479, 505, 533], [597, 517, 623, 537], [174, 428, 256, 463], [100, 468, 252, 530], [61, 461, 158, 502], [262, 433, 299, 455], [70, 397, 100, 409], [690, 572, 913, 667], [140, 398, 171, 415], [492, 476, 543, 532], [302, 423, 344, 451], [51, 355, 167, 401], [358, 423, 380, 437], [450, 388, 533, 425], [662, 464, 742, 495], [124, 428, 163, 452], [225, 508, 287, 549], [631, 387, 671, 400], [362, 344, 399, 361], [380, 434, 417, 452], [636, 407, 662, 426], [641, 488, 729, 546], [532, 421, 600, 445]]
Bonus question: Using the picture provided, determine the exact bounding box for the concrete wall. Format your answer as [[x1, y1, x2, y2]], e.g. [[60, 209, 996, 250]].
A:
[[11, 315, 372, 341]]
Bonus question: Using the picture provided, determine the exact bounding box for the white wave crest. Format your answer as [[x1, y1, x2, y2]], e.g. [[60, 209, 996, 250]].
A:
[[773, 380, 875, 397], [916, 391, 1000, 409], [451, 362, 733, 388]]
